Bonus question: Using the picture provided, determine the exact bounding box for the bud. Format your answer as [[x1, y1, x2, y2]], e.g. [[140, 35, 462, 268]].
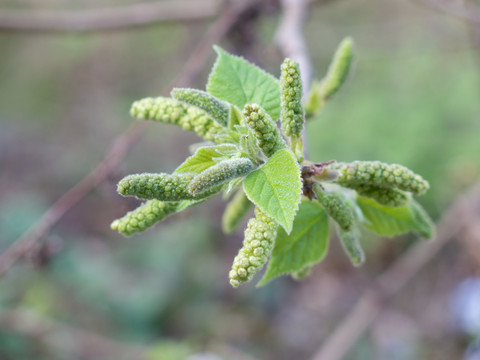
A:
[[222, 190, 252, 234], [188, 157, 255, 196], [280, 58, 304, 137], [130, 97, 224, 141], [171, 88, 229, 127], [229, 208, 278, 287], [111, 200, 178, 236], [243, 104, 287, 158]]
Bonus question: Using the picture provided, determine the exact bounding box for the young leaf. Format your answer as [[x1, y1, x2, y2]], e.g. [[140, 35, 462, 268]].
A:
[[175, 144, 238, 174], [207, 46, 281, 120], [357, 196, 434, 238], [257, 200, 329, 286], [243, 149, 302, 234]]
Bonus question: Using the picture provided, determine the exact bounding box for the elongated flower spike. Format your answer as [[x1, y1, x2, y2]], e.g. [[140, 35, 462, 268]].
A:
[[222, 190, 253, 234], [111, 200, 179, 236], [332, 161, 430, 195], [130, 97, 224, 141], [339, 230, 365, 267], [229, 208, 278, 287], [117, 173, 222, 201], [316, 188, 354, 232], [319, 37, 354, 101], [243, 104, 287, 158], [351, 184, 409, 207], [188, 157, 255, 196], [171, 88, 229, 127], [280, 58, 304, 138]]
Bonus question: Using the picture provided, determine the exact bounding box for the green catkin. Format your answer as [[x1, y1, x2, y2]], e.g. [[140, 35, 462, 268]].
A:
[[188, 157, 255, 196], [130, 96, 224, 141], [280, 58, 304, 137], [332, 161, 430, 196], [319, 37, 354, 100], [222, 190, 253, 234], [111, 200, 179, 236], [243, 104, 287, 158], [171, 88, 229, 127], [229, 208, 278, 287], [117, 173, 222, 201], [339, 230, 365, 267], [351, 184, 409, 207], [317, 190, 354, 232]]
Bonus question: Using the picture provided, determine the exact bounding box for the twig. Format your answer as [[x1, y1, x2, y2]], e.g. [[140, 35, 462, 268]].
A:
[[275, 0, 313, 95], [414, 0, 480, 25], [0, 308, 148, 359], [0, 0, 222, 33], [310, 182, 480, 360], [0, 0, 262, 278]]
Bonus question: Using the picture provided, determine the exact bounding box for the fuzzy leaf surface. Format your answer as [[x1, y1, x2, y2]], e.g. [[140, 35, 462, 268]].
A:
[[175, 144, 237, 174], [243, 149, 301, 233], [357, 196, 434, 238], [207, 46, 281, 120], [257, 201, 329, 286]]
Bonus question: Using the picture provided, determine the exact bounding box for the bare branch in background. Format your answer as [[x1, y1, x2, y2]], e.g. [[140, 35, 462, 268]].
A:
[[275, 0, 313, 95], [0, 0, 262, 278], [0, 0, 221, 33], [414, 0, 480, 25], [310, 182, 480, 360]]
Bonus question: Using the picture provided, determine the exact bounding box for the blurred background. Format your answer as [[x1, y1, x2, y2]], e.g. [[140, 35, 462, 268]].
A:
[[0, 0, 480, 359]]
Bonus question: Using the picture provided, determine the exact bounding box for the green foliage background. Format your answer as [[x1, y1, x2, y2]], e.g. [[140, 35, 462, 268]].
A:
[[0, 0, 479, 359]]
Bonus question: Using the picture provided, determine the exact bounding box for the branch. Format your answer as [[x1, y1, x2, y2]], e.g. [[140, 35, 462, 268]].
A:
[[0, 308, 148, 359], [414, 0, 480, 25], [0, 0, 221, 33], [0, 0, 262, 278], [310, 182, 480, 360], [275, 0, 313, 95]]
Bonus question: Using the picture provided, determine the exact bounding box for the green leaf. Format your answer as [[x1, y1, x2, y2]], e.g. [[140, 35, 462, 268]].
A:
[[243, 149, 302, 233], [357, 196, 434, 238], [207, 46, 281, 120], [257, 201, 329, 286], [175, 144, 238, 174], [228, 104, 244, 130]]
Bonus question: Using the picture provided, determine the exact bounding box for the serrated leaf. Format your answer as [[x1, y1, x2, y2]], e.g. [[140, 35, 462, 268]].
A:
[[257, 201, 329, 286], [243, 149, 301, 233], [175, 144, 237, 174], [207, 46, 281, 120], [357, 196, 434, 238]]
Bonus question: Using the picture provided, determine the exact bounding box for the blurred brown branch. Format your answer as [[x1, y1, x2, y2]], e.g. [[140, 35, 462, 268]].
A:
[[0, 0, 261, 278], [310, 182, 480, 360], [414, 0, 480, 25], [0, 308, 148, 359], [0, 0, 222, 33]]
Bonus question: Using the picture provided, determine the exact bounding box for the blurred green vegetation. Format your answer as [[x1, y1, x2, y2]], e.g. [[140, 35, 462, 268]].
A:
[[0, 0, 479, 359]]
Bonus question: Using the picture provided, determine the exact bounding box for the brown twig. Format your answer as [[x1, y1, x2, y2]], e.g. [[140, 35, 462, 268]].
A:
[[414, 0, 480, 25], [310, 182, 480, 360], [0, 308, 148, 359], [0, 0, 222, 33], [275, 0, 313, 95], [0, 0, 262, 278]]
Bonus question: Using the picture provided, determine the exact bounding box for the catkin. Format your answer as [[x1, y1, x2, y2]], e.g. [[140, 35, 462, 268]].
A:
[[243, 104, 287, 158], [280, 58, 304, 137], [229, 208, 278, 287], [111, 200, 178, 236], [130, 96, 224, 141]]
